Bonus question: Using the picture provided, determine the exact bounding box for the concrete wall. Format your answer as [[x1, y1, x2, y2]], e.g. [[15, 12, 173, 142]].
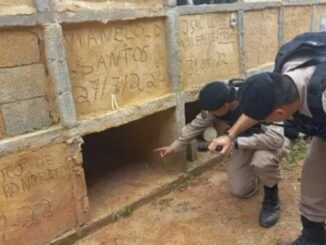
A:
[[0, 0, 325, 244]]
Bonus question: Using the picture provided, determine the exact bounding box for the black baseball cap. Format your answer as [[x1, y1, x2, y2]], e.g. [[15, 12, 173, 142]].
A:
[[199, 81, 231, 111], [237, 72, 283, 120]]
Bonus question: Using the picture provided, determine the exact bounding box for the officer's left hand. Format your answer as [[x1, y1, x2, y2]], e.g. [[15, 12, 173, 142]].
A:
[[208, 135, 234, 156]]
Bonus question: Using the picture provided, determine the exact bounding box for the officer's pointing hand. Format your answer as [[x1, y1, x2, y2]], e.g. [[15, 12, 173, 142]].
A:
[[208, 135, 233, 156], [153, 146, 174, 158]]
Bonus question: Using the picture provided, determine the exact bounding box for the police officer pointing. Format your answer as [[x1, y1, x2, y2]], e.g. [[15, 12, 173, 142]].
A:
[[154, 80, 288, 228], [209, 32, 326, 244]]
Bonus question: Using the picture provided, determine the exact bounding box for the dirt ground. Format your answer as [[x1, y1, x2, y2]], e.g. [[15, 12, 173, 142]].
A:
[[74, 156, 303, 245]]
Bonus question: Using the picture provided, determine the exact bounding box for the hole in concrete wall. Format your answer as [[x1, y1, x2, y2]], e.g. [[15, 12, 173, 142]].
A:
[[184, 100, 217, 167], [184, 100, 205, 162], [177, 0, 188, 5], [185, 100, 201, 124], [81, 108, 186, 220]]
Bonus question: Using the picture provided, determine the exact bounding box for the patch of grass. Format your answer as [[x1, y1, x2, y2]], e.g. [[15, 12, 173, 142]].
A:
[[120, 206, 132, 217], [281, 139, 309, 170], [110, 212, 119, 222], [109, 205, 133, 222]]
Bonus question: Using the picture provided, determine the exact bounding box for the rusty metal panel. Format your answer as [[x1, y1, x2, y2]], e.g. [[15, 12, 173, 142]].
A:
[[63, 19, 171, 118], [179, 13, 240, 90], [244, 9, 279, 69]]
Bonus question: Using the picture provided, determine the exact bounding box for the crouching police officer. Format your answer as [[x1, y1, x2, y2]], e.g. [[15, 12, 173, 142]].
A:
[[154, 80, 288, 228], [209, 32, 326, 244]]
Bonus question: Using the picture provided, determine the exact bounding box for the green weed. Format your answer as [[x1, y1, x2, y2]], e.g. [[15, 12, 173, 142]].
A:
[[120, 206, 132, 217], [281, 139, 308, 170]]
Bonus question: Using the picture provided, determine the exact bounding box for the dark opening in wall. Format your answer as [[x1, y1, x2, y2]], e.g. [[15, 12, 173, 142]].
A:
[[184, 100, 204, 162], [177, 0, 188, 5], [193, 0, 210, 4], [185, 100, 201, 125], [184, 100, 223, 166], [81, 108, 185, 220]]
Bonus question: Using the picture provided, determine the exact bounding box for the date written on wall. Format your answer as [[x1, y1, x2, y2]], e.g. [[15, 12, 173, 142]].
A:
[[64, 21, 169, 110], [73, 71, 165, 106]]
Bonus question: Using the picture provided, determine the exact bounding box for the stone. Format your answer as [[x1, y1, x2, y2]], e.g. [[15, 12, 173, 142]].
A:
[[1, 97, 53, 136], [0, 0, 35, 15], [0, 64, 47, 104], [0, 29, 40, 67]]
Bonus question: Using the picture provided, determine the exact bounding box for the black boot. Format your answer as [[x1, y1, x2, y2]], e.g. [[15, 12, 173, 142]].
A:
[[290, 216, 325, 245], [259, 185, 280, 228]]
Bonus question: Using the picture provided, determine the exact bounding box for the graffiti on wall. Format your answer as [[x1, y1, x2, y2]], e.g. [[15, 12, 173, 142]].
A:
[[64, 19, 171, 117], [0, 144, 76, 244], [179, 13, 240, 90]]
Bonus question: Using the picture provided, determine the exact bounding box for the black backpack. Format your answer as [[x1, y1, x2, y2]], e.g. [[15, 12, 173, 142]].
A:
[[273, 32, 326, 138]]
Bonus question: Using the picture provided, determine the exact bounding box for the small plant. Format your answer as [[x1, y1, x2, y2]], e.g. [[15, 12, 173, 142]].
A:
[[110, 212, 119, 222], [109, 206, 133, 223], [281, 138, 309, 170], [120, 206, 132, 217]]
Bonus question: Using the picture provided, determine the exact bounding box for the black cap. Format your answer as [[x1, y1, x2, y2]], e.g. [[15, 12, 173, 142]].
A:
[[238, 72, 281, 120], [199, 81, 230, 111]]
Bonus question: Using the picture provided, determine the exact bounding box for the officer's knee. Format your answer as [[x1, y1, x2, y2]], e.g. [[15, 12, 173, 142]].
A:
[[229, 182, 257, 198]]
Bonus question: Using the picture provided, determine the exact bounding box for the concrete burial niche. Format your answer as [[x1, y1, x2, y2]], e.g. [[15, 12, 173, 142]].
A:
[[184, 100, 202, 162], [283, 6, 312, 42], [314, 4, 326, 31], [0, 27, 57, 138], [0, 143, 88, 245], [185, 100, 201, 125], [81, 108, 186, 220], [63, 19, 172, 119], [0, 0, 36, 16], [54, 0, 165, 12], [179, 12, 240, 90], [244, 8, 279, 70]]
